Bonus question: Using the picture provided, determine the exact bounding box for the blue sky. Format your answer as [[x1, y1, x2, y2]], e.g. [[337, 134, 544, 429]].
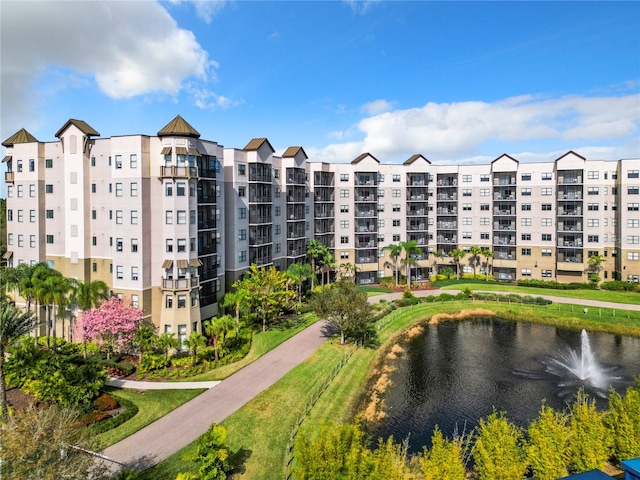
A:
[[1, 0, 639, 176]]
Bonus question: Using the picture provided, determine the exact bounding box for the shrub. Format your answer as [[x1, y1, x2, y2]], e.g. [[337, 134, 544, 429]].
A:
[[600, 281, 639, 292], [139, 353, 171, 373], [94, 394, 119, 412], [437, 293, 456, 302], [87, 396, 138, 435]]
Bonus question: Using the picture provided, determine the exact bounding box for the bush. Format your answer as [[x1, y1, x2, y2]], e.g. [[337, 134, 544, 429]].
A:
[[139, 353, 171, 373], [517, 279, 595, 290], [87, 396, 138, 435], [600, 281, 639, 292], [94, 394, 119, 412]]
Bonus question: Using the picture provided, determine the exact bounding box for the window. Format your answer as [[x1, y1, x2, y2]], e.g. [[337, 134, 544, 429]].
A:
[[480, 233, 490, 240], [274, 243, 281, 253], [116, 238, 123, 252], [462, 189, 471, 196], [629, 187, 640, 195], [237, 164, 246, 176], [393, 219, 401, 227], [392, 189, 401, 197], [340, 173, 349, 182], [628, 219, 640, 228], [628, 203, 639, 211], [129, 154, 137, 168], [628, 236, 640, 245], [542, 204, 552, 211], [542, 269, 552, 278], [521, 248, 531, 256], [238, 186, 246, 197], [378, 219, 385, 228], [480, 189, 490, 197], [541, 172, 552, 180], [91, 210, 97, 220], [116, 265, 123, 279], [273, 169, 279, 179], [17, 235, 24, 247], [393, 204, 401, 212], [462, 175, 472, 182], [131, 266, 139, 281], [177, 210, 186, 224], [541, 218, 552, 227], [541, 188, 552, 196], [238, 229, 247, 240], [340, 236, 349, 244], [238, 250, 247, 262], [521, 188, 531, 196], [340, 205, 349, 213], [177, 295, 187, 309], [274, 225, 281, 235], [340, 251, 349, 259], [462, 232, 472, 239], [462, 217, 472, 225], [274, 206, 281, 217], [393, 234, 401, 242], [542, 249, 552, 256], [392, 174, 401, 182], [587, 219, 599, 227], [90, 183, 96, 194], [128, 182, 138, 197], [6, 210, 12, 222], [588, 235, 599, 243], [521, 204, 531, 211], [521, 218, 532, 226], [521, 173, 531, 181], [17, 185, 23, 198], [131, 238, 138, 252], [521, 233, 531, 241], [166, 239, 173, 252], [542, 233, 552, 241], [17, 210, 23, 222], [177, 239, 186, 252], [587, 171, 599, 180], [238, 208, 247, 219], [480, 174, 490, 182], [165, 182, 173, 196], [29, 184, 35, 197], [340, 189, 349, 198], [628, 170, 639, 179], [628, 252, 639, 261], [115, 210, 123, 224], [587, 203, 599, 211], [115, 155, 122, 169], [480, 204, 490, 211], [46, 235, 53, 244], [463, 203, 472, 211], [29, 159, 35, 172], [131, 210, 138, 224], [7, 233, 12, 246], [588, 187, 599, 195], [165, 296, 173, 309], [115, 183, 123, 197], [45, 158, 53, 168], [190, 210, 196, 225], [177, 182, 186, 196], [340, 220, 349, 229], [480, 218, 490, 225], [521, 269, 532, 277]]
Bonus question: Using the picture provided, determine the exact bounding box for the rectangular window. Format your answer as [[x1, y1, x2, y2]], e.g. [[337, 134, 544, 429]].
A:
[[274, 225, 281, 235], [116, 238, 123, 252], [130, 182, 138, 197], [177, 182, 186, 196], [45, 158, 53, 168], [587, 219, 599, 227], [628, 252, 639, 261], [115, 183, 123, 197], [542, 233, 552, 241], [542, 204, 552, 211], [463, 203, 472, 211], [392, 174, 401, 182], [521, 204, 531, 211], [462, 189, 472, 196], [340, 236, 349, 244], [542, 269, 552, 278], [628, 203, 639, 211], [521, 188, 531, 196], [340, 220, 349, 229], [190, 210, 196, 225], [393, 234, 401, 242], [29, 184, 35, 197], [628, 236, 640, 244], [340, 205, 349, 213], [588, 187, 599, 195], [521, 218, 532, 226], [541, 172, 552, 180], [45, 234, 53, 244], [340, 189, 349, 198], [479, 218, 490, 225], [166, 239, 173, 252], [274, 243, 281, 253], [131, 210, 138, 224], [115, 210, 123, 224], [521, 248, 531, 256], [480, 233, 490, 240], [177, 295, 187, 309], [628, 170, 639, 179], [130, 154, 137, 168], [45, 184, 53, 194], [238, 229, 247, 240], [177, 210, 186, 224], [541, 188, 552, 196], [131, 238, 138, 252], [542, 249, 552, 256], [521, 269, 532, 277], [166, 211, 173, 224], [521, 173, 531, 181], [238, 250, 247, 262], [340, 173, 349, 182], [480, 204, 490, 211], [628, 219, 640, 228], [29, 159, 35, 172], [392, 189, 401, 197], [462, 217, 472, 225], [480, 174, 490, 182], [115, 155, 122, 169], [480, 189, 490, 196], [238, 164, 246, 176], [17, 210, 23, 222], [629, 187, 640, 195], [131, 266, 139, 281], [177, 238, 186, 252], [462, 232, 472, 239], [238, 208, 247, 219], [541, 218, 552, 227], [462, 175, 472, 182], [587, 171, 599, 180], [116, 265, 123, 279], [340, 251, 349, 259], [521, 233, 531, 241], [238, 186, 246, 197], [588, 235, 599, 243], [393, 204, 401, 212], [587, 203, 599, 211], [393, 219, 401, 227]]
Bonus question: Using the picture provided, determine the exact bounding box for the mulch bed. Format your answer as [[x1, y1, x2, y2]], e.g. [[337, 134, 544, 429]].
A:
[[6, 388, 37, 411]]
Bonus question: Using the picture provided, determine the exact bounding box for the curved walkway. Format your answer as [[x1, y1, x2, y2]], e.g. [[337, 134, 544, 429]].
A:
[[106, 378, 221, 390], [101, 320, 330, 471]]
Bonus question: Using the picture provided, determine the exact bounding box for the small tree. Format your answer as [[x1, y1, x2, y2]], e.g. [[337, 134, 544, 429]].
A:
[[384, 243, 403, 287], [606, 383, 640, 461], [183, 423, 231, 480], [420, 426, 466, 480], [134, 324, 157, 364], [184, 332, 206, 367], [74, 297, 143, 359], [481, 248, 494, 281], [586, 254, 605, 286], [468, 246, 483, 279], [527, 403, 571, 480], [569, 390, 612, 473], [472, 411, 528, 480], [449, 248, 466, 281], [221, 288, 250, 338], [204, 316, 234, 365], [158, 332, 179, 362]]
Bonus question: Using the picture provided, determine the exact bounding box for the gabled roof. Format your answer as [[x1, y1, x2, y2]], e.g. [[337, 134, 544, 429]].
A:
[[351, 152, 379, 164], [554, 150, 586, 162], [491, 153, 519, 164], [282, 146, 308, 159], [403, 154, 430, 165], [2, 128, 39, 147], [55, 119, 100, 138], [244, 137, 275, 152], [157, 115, 200, 138]]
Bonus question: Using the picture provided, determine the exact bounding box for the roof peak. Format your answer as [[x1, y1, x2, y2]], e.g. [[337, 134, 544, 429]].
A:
[[157, 115, 201, 139], [2, 128, 39, 147]]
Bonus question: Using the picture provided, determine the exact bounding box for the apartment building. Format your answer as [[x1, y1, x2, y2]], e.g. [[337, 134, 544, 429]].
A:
[[3, 116, 640, 340]]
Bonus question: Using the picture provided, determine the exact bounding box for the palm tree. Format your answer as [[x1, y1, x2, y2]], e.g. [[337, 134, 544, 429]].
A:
[[401, 240, 421, 288], [158, 332, 178, 362], [72, 279, 109, 311], [469, 245, 483, 279], [449, 248, 466, 281], [432, 250, 443, 277], [481, 248, 494, 282], [222, 288, 250, 338], [134, 324, 157, 364], [286, 263, 315, 302], [0, 302, 37, 420], [184, 332, 206, 366], [204, 316, 233, 365], [338, 262, 359, 283], [50, 274, 72, 350], [319, 248, 335, 286], [383, 243, 403, 287], [306, 240, 324, 289]]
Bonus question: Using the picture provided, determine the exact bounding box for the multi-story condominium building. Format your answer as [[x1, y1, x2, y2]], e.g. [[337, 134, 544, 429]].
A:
[[3, 116, 640, 341]]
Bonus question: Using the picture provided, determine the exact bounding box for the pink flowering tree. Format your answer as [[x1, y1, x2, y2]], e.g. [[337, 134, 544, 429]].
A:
[[74, 297, 143, 359]]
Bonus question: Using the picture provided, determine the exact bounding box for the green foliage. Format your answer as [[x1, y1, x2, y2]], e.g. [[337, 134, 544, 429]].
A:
[[472, 411, 528, 480], [139, 352, 171, 373], [87, 395, 138, 435], [527, 404, 571, 480], [517, 279, 596, 290], [600, 281, 640, 292], [183, 423, 232, 480], [568, 390, 611, 473], [420, 427, 466, 480], [606, 383, 640, 462]]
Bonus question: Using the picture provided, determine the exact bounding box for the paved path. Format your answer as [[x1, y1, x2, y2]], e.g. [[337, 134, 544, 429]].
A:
[[101, 320, 330, 471], [106, 378, 221, 390]]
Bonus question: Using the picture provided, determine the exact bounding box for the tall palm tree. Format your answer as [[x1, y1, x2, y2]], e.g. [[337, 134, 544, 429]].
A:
[[468, 245, 483, 279], [401, 240, 421, 288], [286, 263, 315, 302], [183, 332, 207, 367], [70, 279, 109, 342], [481, 248, 494, 282], [338, 262, 359, 282], [0, 302, 37, 420], [319, 248, 335, 286], [449, 248, 466, 281], [305, 240, 324, 289], [222, 287, 250, 338], [383, 243, 403, 287], [432, 250, 443, 277]]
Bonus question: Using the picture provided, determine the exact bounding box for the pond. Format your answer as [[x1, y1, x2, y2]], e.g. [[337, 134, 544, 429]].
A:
[[370, 318, 640, 454]]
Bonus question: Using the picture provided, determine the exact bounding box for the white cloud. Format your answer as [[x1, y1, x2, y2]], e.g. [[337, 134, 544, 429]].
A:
[[167, 0, 228, 24], [344, 0, 380, 15], [361, 99, 395, 115], [186, 84, 243, 110], [1, 1, 216, 135], [309, 93, 640, 164]]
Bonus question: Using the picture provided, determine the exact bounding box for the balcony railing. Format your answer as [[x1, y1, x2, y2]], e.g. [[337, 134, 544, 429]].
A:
[[5, 172, 14, 182], [160, 166, 198, 178], [161, 278, 192, 290]]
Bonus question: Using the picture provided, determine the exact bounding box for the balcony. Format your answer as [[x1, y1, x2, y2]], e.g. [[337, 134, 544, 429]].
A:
[[558, 192, 582, 201], [436, 236, 457, 244], [4, 172, 14, 182], [355, 209, 376, 218], [558, 175, 583, 185], [493, 176, 516, 186], [356, 255, 377, 264], [407, 224, 427, 232], [557, 208, 583, 216], [437, 222, 457, 230], [494, 223, 516, 231], [355, 177, 376, 186], [437, 208, 457, 215], [249, 235, 272, 246], [494, 208, 515, 216], [161, 277, 192, 290], [558, 241, 583, 248], [436, 194, 456, 201], [356, 224, 377, 233], [160, 166, 198, 178], [407, 209, 426, 217], [436, 178, 457, 187], [314, 192, 335, 202], [557, 223, 583, 232], [494, 193, 516, 201]]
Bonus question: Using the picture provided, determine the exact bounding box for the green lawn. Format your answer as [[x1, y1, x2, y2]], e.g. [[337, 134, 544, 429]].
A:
[[142, 299, 640, 480], [94, 387, 206, 448], [439, 282, 640, 305], [356, 286, 395, 296]]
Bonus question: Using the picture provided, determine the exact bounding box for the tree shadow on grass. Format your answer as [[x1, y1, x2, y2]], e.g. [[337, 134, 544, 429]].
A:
[[229, 447, 252, 475]]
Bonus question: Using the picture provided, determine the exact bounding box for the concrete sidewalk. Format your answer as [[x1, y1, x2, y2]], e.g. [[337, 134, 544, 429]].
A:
[[101, 320, 330, 472], [106, 378, 221, 390]]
